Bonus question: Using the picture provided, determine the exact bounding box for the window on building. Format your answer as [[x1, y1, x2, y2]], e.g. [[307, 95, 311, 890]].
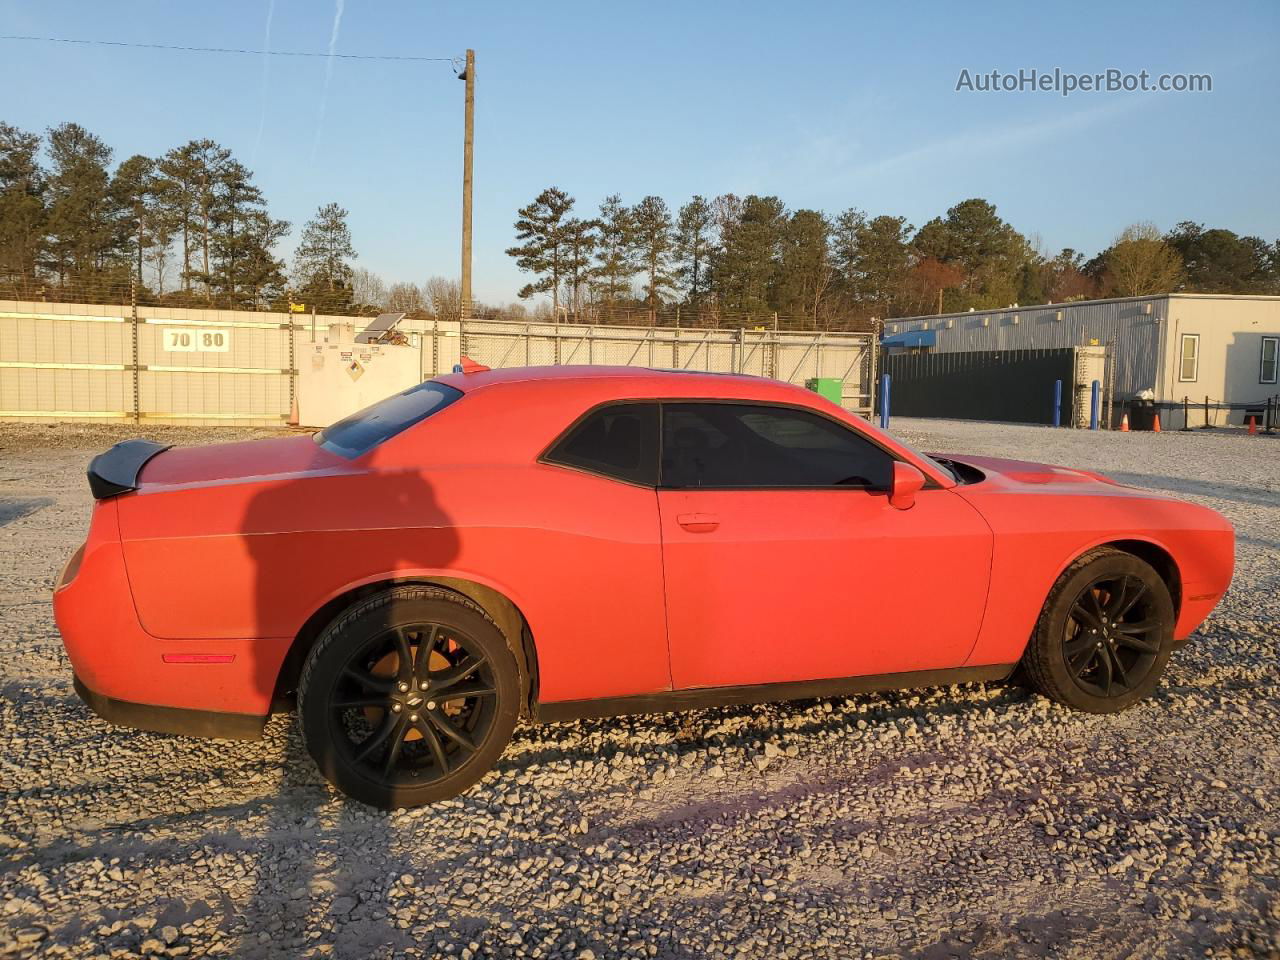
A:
[[1179, 334, 1200, 382], [1261, 337, 1279, 384]]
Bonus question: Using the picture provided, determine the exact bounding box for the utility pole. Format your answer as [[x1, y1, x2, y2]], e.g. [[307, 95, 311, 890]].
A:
[[459, 49, 475, 320]]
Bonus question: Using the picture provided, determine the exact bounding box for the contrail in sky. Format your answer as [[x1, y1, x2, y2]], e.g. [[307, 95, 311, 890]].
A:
[[251, 0, 275, 165], [310, 0, 345, 160]]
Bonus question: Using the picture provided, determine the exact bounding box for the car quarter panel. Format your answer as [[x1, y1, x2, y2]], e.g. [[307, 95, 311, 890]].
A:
[[53, 499, 291, 717], [956, 476, 1234, 667]]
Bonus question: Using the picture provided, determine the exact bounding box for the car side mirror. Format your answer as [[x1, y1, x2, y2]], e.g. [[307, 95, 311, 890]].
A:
[[889, 462, 926, 510]]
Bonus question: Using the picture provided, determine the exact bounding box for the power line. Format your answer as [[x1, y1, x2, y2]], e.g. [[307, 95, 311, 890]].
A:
[[0, 34, 455, 63]]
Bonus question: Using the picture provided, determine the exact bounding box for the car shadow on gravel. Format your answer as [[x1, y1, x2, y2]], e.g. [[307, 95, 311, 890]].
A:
[[499, 682, 1034, 780], [0, 496, 52, 527], [233, 446, 459, 958], [232, 725, 411, 960]]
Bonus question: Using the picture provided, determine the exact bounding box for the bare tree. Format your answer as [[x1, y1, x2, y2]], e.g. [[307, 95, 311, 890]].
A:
[[424, 276, 462, 324], [351, 267, 387, 309], [1104, 222, 1184, 296], [386, 281, 424, 313]]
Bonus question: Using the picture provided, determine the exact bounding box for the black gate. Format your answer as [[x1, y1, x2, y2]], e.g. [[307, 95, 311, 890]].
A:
[[882, 348, 1076, 425]]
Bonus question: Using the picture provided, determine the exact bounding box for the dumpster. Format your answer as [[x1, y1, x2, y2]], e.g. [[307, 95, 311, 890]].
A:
[[805, 377, 843, 406]]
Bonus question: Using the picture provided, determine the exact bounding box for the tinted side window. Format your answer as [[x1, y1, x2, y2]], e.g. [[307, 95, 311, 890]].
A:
[[661, 403, 893, 489], [545, 403, 659, 485]]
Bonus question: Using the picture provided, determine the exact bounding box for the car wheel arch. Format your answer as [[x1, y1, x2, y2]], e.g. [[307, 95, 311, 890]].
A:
[[1055, 538, 1182, 619], [273, 575, 540, 718]]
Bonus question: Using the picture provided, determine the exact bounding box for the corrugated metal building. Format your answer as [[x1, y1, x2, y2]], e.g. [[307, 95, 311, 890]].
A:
[[882, 294, 1280, 425]]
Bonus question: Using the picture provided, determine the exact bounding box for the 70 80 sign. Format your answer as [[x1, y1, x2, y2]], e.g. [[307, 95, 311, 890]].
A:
[[162, 328, 231, 353]]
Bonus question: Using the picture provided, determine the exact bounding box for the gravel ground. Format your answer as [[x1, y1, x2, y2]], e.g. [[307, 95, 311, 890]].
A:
[[1, 418, 1277, 960]]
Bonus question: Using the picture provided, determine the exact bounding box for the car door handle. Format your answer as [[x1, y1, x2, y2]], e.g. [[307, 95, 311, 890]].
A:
[[677, 513, 720, 533]]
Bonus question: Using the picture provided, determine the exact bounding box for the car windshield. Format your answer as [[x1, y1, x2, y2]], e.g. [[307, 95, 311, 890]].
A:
[[316, 381, 463, 459]]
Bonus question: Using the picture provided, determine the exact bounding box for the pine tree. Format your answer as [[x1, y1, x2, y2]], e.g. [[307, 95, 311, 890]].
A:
[[913, 198, 1029, 309], [44, 122, 117, 284], [674, 196, 714, 314], [209, 159, 266, 303], [234, 209, 290, 308], [631, 196, 675, 324], [0, 122, 46, 293], [776, 209, 833, 328], [109, 154, 155, 286], [715, 195, 786, 320], [294, 202, 357, 312], [851, 215, 913, 315], [155, 140, 226, 295], [591, 194, 637, 319], [562, 217, 597, 319], [505, 187, 575, 315]]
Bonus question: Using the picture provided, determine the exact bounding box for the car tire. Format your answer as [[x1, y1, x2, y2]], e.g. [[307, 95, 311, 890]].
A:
[[1021, 548, 1175, 714], [297, 585, 520, 809]]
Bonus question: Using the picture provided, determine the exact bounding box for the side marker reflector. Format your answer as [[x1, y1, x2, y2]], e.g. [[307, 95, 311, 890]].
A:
[[162, 653, 236, 664]]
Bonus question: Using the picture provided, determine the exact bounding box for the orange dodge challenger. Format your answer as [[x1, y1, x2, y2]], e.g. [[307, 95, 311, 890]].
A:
[[55, 365, 1234, 807]]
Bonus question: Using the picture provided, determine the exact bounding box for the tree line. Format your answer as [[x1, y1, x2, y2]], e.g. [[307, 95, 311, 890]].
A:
[[0, 120, 364, 312], [506, 188, 1280, 330]]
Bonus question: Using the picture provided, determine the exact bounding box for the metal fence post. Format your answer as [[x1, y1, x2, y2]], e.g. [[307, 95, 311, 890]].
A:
[[130, 277, 140, 423], [1090, 380, 1100, 430], [1104, 339, 1116, 429], [879, 373, 891, 430], [287, 315, 296, 415], [1053, 379, 1062, 427]]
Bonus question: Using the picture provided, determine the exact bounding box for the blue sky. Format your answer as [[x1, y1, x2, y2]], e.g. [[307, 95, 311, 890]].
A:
[[2, 0, 1277, 306]]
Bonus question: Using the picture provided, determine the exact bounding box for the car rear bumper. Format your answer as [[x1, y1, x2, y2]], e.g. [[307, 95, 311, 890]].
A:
[[53, 499, 291, 722], [73, 673, 265, 740]]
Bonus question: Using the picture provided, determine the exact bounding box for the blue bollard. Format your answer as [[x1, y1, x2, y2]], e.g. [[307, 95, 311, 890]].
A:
[[879, 373, 891, 430], [1090, 380, 1100, 430], [1053, 379, 1062, 428]]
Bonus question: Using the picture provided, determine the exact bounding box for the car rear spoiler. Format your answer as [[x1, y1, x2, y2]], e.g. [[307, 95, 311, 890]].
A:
[[87, 439, 171, 500]]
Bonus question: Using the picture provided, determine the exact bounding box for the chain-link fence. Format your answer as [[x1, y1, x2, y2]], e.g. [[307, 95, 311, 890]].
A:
[[458, 319, 877, 415]]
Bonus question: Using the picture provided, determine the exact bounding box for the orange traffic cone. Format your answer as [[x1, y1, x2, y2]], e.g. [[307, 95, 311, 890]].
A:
[[1248, 415, 1258, 435], [1119, 413, 1130, 432], [1152, 413, 1162, 433]]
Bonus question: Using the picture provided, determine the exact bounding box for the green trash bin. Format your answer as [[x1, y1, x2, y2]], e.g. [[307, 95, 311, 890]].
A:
[[805, 377, 843, 406]]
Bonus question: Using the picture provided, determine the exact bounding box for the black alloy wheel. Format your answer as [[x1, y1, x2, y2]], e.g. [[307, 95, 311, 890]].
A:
[[298, 585, 520, 808], [1062, 573, 1162, 698], [1021, 548, 1175, 714]]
